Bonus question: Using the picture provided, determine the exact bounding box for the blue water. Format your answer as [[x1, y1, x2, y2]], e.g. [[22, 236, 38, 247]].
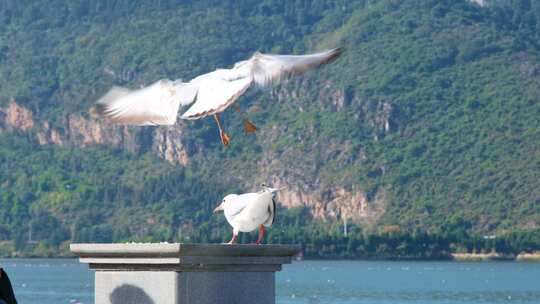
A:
[[277, 261, 540, 304], [1, 259, 539, 304], [0, 259, 92, 304]]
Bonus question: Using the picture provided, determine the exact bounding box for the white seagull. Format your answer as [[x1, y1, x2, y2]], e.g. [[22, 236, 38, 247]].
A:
[[92, 48, 342, 145], [213, 185, 282, 244]]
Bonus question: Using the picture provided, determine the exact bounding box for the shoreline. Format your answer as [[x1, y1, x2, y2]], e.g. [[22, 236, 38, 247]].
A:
[[451, 253, 515, 261], [451, 252, 540, 262], [2, 253, 539, 262], [2, 241, 539, 262]]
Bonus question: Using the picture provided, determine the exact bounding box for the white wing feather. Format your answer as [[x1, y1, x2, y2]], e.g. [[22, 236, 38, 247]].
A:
[[247, 48, 342, 86], [94, 79, 197, 126]]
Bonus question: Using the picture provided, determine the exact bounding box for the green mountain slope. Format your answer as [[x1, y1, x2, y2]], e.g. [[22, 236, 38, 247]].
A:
[[0, 0, 538, 257]]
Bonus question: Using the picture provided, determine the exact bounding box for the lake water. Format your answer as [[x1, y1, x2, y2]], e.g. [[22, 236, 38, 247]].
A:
[[0, 259, 539, 304]]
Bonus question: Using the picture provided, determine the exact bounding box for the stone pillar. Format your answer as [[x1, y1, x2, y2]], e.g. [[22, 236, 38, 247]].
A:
[[70, 243, 301, 304]]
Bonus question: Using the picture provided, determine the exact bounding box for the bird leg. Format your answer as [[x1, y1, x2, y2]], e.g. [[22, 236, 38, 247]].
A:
[[243, 119, 257, 134], [227, 233, 238, 245], [213, 114, 231, 146], [255, 225, 266, 245], [234, 105, 257, 134]]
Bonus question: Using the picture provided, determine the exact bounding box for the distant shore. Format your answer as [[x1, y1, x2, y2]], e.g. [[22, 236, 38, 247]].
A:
[[2, 240, 539, 261], [516, 252, 540, 262], [297, 252, 540, 262], [450, 252, 540, 262], [2, 253, 540, 262]]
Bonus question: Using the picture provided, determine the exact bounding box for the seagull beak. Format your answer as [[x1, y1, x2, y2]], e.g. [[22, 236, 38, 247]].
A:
[[270, 187, 286, 193], [213, 204, 224, 213]]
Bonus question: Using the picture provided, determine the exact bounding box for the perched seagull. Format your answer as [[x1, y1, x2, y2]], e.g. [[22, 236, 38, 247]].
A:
[[213, 185, 282, 244], [92, 48, 342, 145]]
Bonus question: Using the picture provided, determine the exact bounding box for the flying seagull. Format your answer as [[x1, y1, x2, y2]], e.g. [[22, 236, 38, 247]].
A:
[[213, 185, 282, 244], [92, 48, 342, 145]]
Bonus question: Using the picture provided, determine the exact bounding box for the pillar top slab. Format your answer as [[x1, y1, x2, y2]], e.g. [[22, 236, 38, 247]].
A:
[[70, 243, 302, 272]]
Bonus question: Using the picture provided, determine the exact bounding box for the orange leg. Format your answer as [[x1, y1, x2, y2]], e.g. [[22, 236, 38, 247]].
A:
[[213, 114, 231, 146], [256, 225, 266, 245], [243, 119, 257, 134]]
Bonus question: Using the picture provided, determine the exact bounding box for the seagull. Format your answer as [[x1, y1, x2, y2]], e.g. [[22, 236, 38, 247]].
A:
[[92, 48, 342, 145], [213, 185, 282, 245]]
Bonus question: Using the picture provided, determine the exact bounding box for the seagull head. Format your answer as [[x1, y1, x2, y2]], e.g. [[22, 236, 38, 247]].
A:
[[213, 194, 236, 213]]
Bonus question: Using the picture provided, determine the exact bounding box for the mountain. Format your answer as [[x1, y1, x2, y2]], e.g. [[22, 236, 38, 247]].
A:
[[0, 0, 539, 257]]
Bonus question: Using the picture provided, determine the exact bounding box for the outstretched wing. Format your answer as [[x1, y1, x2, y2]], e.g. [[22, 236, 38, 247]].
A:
[[180, 76, 252, 120], [93, 79, 198, 126], [248, 48, 342, 86], [179, 48, 341, 120]]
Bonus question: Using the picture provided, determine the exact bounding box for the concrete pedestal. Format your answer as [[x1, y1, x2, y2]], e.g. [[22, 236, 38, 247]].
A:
[[70, 243, 301, 304]]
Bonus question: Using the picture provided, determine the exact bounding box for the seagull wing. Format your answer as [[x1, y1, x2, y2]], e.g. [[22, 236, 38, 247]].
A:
[[226, 193, 259, 218], [93, 79, 198, 126], [180, 76, 252, 120], [176, 48, 341, 120], [247, 47, 343, 86]]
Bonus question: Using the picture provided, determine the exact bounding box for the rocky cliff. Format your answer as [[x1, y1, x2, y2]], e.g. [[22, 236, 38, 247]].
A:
[[0, 100, 191, 165], [0, 100, 34, 131]]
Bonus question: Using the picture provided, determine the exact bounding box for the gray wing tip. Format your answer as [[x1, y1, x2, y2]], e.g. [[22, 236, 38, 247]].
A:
[[89, 103, 108, 119], [180, 114, 199, 120], [270, 198, 277, 226], [90, 86, 133, 120], [323, 47, 344, 64]]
